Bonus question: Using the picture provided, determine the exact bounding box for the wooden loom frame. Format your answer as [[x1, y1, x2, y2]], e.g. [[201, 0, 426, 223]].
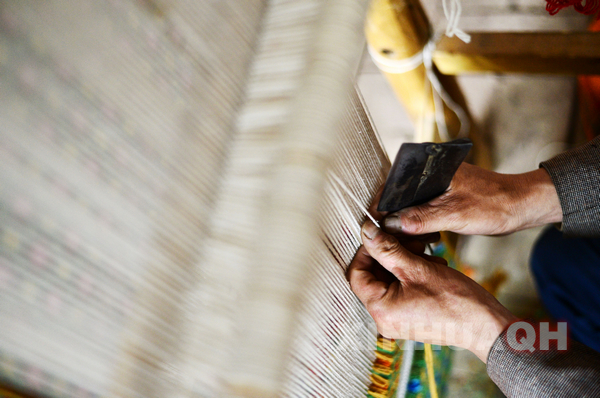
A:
[[365, 0, 600, 165]]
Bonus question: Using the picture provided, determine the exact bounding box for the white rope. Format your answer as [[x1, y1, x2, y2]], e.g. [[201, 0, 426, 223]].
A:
[[442, 0, 471, 43], [422, 40, 470, 140], [368, 40, 469, 141], [367, 44, 424, 74], [422, 41, 450, 142]]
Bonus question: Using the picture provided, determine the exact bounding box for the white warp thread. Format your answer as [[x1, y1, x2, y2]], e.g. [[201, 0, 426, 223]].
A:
[[330, 172, 381, 229]]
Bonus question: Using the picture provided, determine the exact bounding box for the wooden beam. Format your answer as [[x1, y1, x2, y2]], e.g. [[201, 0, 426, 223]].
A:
[[434, 32, 600, 75]]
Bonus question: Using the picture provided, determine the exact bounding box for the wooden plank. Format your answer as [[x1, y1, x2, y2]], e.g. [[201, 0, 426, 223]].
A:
[[434, 32, 600, 75]]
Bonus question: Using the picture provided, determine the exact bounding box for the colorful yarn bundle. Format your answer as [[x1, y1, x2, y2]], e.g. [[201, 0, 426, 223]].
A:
[[367, 336, 402, 398], [546, 0, 600, 17], [367, 340, 452, 398]]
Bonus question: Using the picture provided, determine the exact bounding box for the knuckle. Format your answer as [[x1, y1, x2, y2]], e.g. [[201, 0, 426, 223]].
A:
[[351, 280, 368, 299], [374, 233, 403, 257], [405, 209, 427, 234], [357, 285, 372, 300]]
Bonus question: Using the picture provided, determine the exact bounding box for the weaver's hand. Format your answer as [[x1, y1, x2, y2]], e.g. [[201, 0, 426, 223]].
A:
[[383, 163, 562, 236], [347, 220, 517, 362]]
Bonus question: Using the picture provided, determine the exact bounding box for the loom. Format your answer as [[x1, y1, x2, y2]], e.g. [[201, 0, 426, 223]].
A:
[[0, 1, 456, 397]]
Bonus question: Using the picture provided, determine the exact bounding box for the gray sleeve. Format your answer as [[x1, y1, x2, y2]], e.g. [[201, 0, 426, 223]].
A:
[[487, 328, 600, 397], [540, 136, 600, 238]]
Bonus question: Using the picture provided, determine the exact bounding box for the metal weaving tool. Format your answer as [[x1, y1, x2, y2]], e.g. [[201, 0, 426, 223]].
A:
[[378, 139, 472, 213]]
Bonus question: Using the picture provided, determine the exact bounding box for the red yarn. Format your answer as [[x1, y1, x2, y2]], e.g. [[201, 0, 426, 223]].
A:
[[546, 0, 600, 16]]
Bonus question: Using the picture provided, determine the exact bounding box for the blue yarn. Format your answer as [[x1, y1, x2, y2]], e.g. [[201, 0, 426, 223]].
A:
[[407, 378, 422, 393]]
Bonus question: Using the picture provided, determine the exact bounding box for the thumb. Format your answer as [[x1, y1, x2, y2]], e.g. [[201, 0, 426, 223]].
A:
[[361, 219, 418, 280], [384, 204, 448, 235]]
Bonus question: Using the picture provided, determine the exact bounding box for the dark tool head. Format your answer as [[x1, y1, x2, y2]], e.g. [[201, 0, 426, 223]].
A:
[[377, 138, 472, 213]]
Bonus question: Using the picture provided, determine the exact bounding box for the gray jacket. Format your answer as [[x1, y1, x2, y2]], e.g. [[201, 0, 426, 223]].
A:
[[487, 136, 600, 397]]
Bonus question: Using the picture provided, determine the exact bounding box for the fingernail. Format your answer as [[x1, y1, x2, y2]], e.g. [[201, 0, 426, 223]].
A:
[[362, 220, 380, 240], [384, 214, 402, 233]]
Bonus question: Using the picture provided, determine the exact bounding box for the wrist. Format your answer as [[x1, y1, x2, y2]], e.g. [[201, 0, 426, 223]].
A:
[[510, 168, 563, 231], [468, 306, 517, 363]]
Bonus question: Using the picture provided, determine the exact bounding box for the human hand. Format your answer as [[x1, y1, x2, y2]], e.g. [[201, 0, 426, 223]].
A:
[[347, 220, 517, 362], [383, 163, 563, 236]]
